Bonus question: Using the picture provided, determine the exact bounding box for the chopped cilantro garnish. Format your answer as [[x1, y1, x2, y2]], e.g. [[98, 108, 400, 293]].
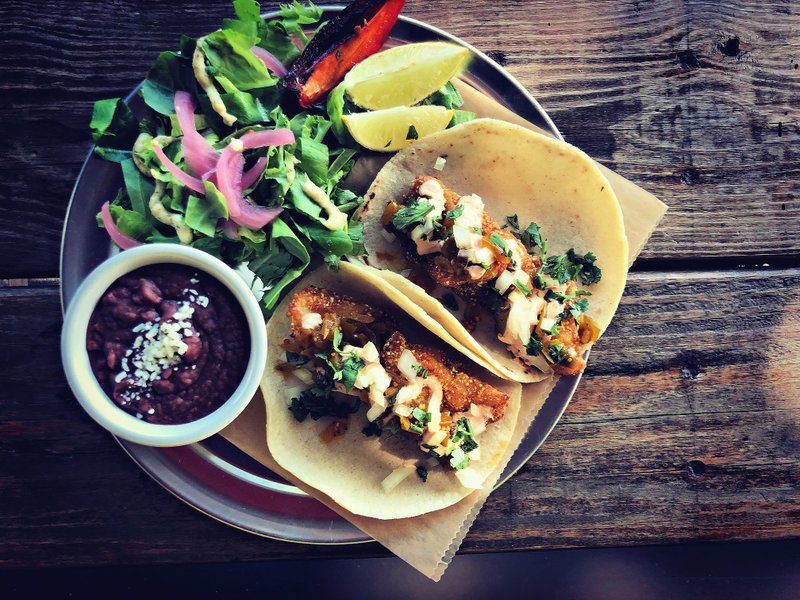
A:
[[445, 204, 464, 221], [412, 406, 431, 425], [526, 333, 544, 356], [543, 254, 571, 284], [406, 125, 419, 140], [288, 372, 359, 422], [567, 248, 602, 285], [383, 420, 400, 436], [521, 222, 547, 254], [440, 293, 459, 311], [486, 288, 506, 314], [461, 437, 479, 453], [470, 226, 482, 234], [285, 351, 308, 367], [567, 297, 590, 320], [339, 354, 365, 392], [392, 199, 435, 230], [479, 262, 492, 270], [542, 320, 559, 336], [387, 393, 397, 405], [489, 232, 513, 257], [545, 288, 592, 304], [506, 214, 520, 230], [414, 364, 429, 379], [547, 343, 566, 364], [362, 422, 382, 437], [416, 465, 428, 482], [332, 327, 344, 352], [513, 280, 532, 295], [532, 273, 546, 290]]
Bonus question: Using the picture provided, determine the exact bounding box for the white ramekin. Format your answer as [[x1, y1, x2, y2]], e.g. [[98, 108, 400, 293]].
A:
[[61, 244, 267, 446]]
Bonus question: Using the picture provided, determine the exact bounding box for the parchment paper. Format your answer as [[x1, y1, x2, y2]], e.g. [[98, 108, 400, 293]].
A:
[[220, 82, 667, 581]]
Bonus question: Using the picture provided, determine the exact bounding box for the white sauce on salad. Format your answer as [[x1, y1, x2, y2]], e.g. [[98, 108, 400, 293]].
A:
[[301, 176, 347, 231]]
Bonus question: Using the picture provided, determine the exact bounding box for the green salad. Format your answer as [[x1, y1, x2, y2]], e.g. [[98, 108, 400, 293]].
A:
[[89, 0, 472, 314]]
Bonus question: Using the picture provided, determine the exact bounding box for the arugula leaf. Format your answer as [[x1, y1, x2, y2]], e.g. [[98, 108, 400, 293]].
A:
[[448, 110, 477, 128], [392, 200, 435, 230], [567, 248, 602, 285], [421, 81, 464, 109], [296, 137, 329, 185], [347, 221, 366, 256], [121, 158, 154, 220], [184, 181, 230, 237], [141, 51, 198, 116], [90, 99, 138, 149], [102, 203, 152, 240], [292, 219, 353, 256], [199, 29, 276, 92], [249, 218, 310, 311]]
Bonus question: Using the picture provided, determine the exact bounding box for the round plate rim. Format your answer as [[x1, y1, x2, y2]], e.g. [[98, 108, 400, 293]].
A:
[[59, 6, 582, 545]]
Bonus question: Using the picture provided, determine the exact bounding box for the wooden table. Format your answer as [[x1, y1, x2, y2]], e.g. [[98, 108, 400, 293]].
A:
[[3, 0, 799, 581]]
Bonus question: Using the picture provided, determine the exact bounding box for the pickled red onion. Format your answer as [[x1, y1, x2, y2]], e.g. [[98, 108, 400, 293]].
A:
[[217, 147, 282, 229], [174, 91, 220, 177], [242, 156, 267, 189], [216, 145, 245, 218], [240, 128, 295, 150], [220, 219, 240, 240], [151, 140, 206, 194], [233, 203, 283, 230], [101, 201, 141, 250], [251, 46, 288, 77]]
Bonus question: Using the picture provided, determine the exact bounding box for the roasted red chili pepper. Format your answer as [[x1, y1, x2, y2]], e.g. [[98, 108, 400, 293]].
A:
[[284, 0, 406, 108]]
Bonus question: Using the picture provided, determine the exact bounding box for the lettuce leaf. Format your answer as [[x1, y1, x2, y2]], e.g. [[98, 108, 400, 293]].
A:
[[249, 218, 311, 311], [141, 51, 198, 115], [90, 98, 138, 149], [199, 29, 277, 92]]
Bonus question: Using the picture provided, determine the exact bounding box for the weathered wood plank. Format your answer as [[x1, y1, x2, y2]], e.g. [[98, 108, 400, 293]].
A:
[[1, 0, 798, 276], [2, 268, 798, 567]]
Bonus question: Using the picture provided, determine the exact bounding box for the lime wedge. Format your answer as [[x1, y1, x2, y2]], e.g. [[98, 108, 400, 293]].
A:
[[342, 106, 454, 152], [344, 42, 470, 110]]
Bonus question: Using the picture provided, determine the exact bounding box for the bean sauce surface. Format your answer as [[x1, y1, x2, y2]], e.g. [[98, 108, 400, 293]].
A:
[[86, 264, 250, 424]]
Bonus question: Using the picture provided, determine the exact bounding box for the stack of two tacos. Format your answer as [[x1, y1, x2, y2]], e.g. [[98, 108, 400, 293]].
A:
[[262, 119, 628, 519]]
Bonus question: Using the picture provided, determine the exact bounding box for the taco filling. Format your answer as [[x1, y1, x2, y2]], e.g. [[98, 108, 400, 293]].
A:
[[381, 176, 601, 376], [279, 286, 510, 489]]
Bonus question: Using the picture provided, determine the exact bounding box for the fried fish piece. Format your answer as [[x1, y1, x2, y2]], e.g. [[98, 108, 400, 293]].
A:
[[387, 176, 541, 297], [380, 330, 509, 422], [287, 286, 394, 350]]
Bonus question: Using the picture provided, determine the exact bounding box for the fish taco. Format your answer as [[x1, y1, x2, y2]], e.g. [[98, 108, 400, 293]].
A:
[[355, 118, 629, 382], [263, 261, 521, 519]]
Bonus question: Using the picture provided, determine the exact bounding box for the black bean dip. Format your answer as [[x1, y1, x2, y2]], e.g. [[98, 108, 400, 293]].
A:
[[86, 264, 250, 424]]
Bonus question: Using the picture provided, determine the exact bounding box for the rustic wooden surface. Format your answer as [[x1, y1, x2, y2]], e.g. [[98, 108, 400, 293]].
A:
[[2, 0, 800, 570]]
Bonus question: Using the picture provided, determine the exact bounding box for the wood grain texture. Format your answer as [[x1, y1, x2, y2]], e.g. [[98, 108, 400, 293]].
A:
[[3, 269, 798, 568], [1, 0, 799, 276]]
